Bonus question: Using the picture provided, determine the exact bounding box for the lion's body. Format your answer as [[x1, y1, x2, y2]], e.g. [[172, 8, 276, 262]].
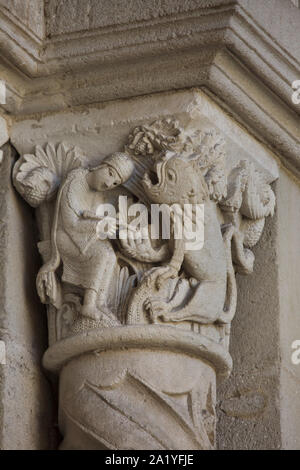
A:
[[140, 155, 230, 324]]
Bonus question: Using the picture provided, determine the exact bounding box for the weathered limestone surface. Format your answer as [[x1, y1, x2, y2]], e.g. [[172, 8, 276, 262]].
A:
[[0, 0, 299, 451], [217, 170, 300, 450], [217, 208, 281, 449], [11, 89, 278, 449], [9, 90, 279, 181], [0, 143, 55, 449], [0, 0, 44, 38], [0, 0, 299, 180], [277, 170, 300, 450]]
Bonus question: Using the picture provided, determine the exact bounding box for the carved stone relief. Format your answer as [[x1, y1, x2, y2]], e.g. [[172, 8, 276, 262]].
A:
[[13, 117, 276, 450]]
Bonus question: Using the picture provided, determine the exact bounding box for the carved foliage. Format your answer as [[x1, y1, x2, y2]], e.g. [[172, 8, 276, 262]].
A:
[[13, 143, 84, 207]]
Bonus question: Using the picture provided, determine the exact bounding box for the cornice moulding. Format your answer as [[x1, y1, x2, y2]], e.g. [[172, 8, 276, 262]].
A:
[[0, 1, 299, 176], [0, 3, 298, 110]]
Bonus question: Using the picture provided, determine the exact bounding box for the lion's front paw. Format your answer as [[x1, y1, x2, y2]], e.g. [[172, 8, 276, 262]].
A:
[[141, 266, 178, 290], [140, 266, 165, 288], [81, 304, 101, 321], [144, 297, 172, 323], [156, 266, 178, 290]]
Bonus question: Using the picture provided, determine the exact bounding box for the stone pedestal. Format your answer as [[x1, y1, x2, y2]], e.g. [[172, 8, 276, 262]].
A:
[[44, 326, 231, 450]]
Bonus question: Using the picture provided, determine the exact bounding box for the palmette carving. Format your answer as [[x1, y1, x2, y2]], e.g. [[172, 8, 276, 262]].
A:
[[13, 143, 84, 207], [13, 117, 276, 450]]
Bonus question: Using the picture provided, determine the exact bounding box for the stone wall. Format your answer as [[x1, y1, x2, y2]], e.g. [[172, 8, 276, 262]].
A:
[[0, 144, 55, 449], [217, 204, 281, 449], [277, 170, 300, 449]]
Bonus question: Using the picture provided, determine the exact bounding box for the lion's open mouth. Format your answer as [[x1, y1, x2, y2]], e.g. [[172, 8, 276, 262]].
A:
[[143, 168, 159, 190], [142, 162, 165, 192], [148, 169, 159, 185]]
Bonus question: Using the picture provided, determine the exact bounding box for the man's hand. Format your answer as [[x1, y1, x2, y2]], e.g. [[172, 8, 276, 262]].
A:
[[96, 216, 118, 239], [36, 269, 57, 304], [119, 234, 153, 261], [81, 210, 103, 220]]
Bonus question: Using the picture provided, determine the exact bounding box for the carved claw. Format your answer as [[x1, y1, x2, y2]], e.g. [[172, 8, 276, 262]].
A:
[[222, 223, 235, 241], [141, 266, 178, 290], [144, 297, 172, 323], [155, 266, 178, 290], [140, 267, 163, 288], [81, 305, 101, 321]]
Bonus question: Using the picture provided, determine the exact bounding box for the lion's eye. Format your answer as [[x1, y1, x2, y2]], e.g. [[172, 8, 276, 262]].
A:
[[167, 170, 176, 182]]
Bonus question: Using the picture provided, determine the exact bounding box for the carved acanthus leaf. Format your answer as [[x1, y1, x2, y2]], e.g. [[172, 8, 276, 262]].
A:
[[126, 118, 183, 156], [220, 159, 276, 274], [221, 160, 275, 219]]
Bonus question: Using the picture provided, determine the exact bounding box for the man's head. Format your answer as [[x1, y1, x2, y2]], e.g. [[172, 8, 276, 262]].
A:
[[89, 152, 134, 191]]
